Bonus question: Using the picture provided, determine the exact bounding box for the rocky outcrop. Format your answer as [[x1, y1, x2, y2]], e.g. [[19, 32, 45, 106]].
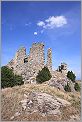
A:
[[46, 70, 75, 92], [10, 92, 71, 120], [1, 83, 80, 121]]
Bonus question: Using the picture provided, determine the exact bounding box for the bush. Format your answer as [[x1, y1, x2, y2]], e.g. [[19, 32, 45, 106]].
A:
[[74, 82, 80, 92], [64, 82, 71, 92], [1, 66, 24, 88], [14, 74, 24, 86], [67, 71, 76, 82], [36, 66, 52, 83]]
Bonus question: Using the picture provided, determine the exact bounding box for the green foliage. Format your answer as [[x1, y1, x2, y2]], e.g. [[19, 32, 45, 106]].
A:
[[64, 82, 71, 92], [1, 66, 24, 88], [67, 71, 76, 82], [74, 82, 80, 92], [36, 66, 52, 83], [1, 66, 14, 88], [14, 75, 24, 86]]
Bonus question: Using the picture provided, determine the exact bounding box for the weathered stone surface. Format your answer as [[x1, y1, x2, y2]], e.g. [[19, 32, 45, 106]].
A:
[[47, 70, 68, 90], [19, 92, 71, 115], [7, 43, 45, 83], [46, 48, 52, 72], [1, 83, 80, 121], [7, 42, 68, 85], [14, 112, 20, 116], [10, 112, 21, 120], [69, 114, 80, 121], [57, 62, 67, 76]]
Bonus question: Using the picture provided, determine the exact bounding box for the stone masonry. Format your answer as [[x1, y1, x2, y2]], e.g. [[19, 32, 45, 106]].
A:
[[46, 48, 52, 72], [57, 63, 67, 75], [7, 42, 67, 84]]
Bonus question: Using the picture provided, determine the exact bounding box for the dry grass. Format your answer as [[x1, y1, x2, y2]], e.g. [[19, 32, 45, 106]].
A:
[[8, 112, 61, 121], [60, 106, 80, 121], [20, 83, 72, 100], [1, 83, 81, 121]]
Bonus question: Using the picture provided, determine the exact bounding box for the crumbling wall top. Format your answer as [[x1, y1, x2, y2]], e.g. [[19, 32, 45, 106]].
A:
[[17, 47, 26, 53]]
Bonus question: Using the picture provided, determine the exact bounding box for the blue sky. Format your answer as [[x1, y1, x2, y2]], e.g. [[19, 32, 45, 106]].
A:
[[1, 1, 81, 79]]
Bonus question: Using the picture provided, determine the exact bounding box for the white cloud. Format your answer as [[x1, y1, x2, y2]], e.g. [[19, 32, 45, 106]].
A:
[[34, 32, 37, 35], [25, 22, 31, 26], [37, 16, 67, 29], [45, 16, 67, 28], [37, 21, 45, 26], [41, 30, 44, 34]]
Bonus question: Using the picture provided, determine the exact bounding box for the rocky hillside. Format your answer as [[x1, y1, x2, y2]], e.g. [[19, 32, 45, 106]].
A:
[[1, 83, 81, 121]]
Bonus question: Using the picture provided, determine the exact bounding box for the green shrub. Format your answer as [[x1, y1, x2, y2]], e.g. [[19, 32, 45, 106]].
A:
[[36, 66, 52, 83], [74, 82, 80, 92], [14, 75, 23, 86], [1, 66, 24, 88], [64, 82, 71, 92], [67, 71, 76, 82]]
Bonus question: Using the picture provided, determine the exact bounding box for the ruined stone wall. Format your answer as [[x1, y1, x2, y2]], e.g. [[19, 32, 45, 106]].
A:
[[7, 42, 68, 84], [23, 43, 45, 83], [57, 63, 67, 76], [7, 43, 45, 84], [46, 48, 52, 72], [28, 43, 45, 70], [14, 47, 27, 75], [7, 59, 15, 69]]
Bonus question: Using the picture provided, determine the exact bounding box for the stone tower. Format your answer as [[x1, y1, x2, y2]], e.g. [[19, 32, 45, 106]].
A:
[[7, 43, 45, 83], [14, 47, 27, 75], [23, 43, 45, 83], [61, 63, 67, 75], [57, 62, 67, 76], [46, 48, 52, 71], [29, 43, 45, 69]]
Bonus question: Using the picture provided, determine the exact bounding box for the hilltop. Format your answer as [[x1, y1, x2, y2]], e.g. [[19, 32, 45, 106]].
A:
[[1, 82, 80, 121], [1, 42, 81, 121]]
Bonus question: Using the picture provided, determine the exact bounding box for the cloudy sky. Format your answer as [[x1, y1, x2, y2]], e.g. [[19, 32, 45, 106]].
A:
[[1, 1, 81, 79]]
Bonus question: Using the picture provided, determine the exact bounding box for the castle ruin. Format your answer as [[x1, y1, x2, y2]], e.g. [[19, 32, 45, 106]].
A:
[[57, 63, 67, 75], [7, 42, 67, 84]]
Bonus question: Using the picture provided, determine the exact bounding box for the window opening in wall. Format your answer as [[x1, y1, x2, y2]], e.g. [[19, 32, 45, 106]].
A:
[[24, 58, 28, 63], [11, 67, 14, 70]]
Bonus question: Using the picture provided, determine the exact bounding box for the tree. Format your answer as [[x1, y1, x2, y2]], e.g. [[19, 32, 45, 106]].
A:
[[36, 66, 52, 83], [67, 71, 76, 82], [1, 66, 24, 88], [74, 82, 80, 92], [1, 66, 14, 88], [64, 82, 71, 92], [14, 75, 24, 86]]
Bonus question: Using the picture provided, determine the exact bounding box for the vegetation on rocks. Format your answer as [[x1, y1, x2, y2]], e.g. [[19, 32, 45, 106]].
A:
[[1, 66, 24, 88], [64, 82, 71, 92], [36, 66, 52, 83], [74, 82, 80, 92], [67, 71, 76, 82]]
